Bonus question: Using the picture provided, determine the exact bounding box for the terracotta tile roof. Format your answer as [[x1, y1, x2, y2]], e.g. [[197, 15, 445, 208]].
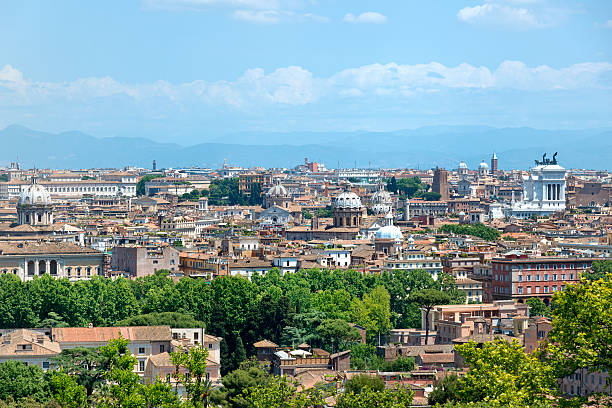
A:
[[53, 326, 171, 343], [418, 353, 455, 364], [253, 339, 279, 348], [0, 329, 61, 356], [0, 241, 101, 256]]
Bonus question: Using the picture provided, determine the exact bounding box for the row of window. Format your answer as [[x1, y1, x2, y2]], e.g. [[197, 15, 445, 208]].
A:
[[518, 273, 574, 282], [496, 263, 587, 271], [517, 285, 564, 294]]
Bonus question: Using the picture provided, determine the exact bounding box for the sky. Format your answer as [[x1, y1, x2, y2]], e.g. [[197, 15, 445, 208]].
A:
[[0, 0, 611, 144]]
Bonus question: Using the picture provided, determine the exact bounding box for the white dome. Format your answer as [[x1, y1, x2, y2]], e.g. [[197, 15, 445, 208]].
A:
[[266, 183, 288, 197], [334, 191, 363, 209], [478, 161, 489, 169], [18, 179, 51, 206], [376, 225, 403, 240], [370, 186, 392, 215], [375, 212, 403, 240], [458, 161, 468, 169]]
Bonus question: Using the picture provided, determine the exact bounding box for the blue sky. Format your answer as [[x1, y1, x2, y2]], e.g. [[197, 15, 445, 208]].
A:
[[0, 0, 611, 144]]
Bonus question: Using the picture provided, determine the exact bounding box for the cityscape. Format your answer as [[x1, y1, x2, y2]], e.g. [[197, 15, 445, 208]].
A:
[[1, 1, 611, 408]]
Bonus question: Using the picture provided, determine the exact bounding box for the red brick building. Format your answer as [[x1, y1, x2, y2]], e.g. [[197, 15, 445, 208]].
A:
[[491, 254, 606, 304]]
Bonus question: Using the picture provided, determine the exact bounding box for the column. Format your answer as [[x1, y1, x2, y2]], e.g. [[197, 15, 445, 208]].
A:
[[34, 260, 39, 275], [45, 260, 50, 275]]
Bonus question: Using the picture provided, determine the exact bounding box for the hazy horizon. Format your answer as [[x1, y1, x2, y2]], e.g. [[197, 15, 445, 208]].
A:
[[1, 1, 611, 145]]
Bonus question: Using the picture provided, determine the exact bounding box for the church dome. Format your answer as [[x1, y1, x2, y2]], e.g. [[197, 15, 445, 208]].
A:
[[266, 183, 288, 197], [370, 184, 392, 214], [458, 161, 468, 169], [375, 212, 403, 240], [334, 191, 363, 209], [478, 161, 489, 170], [18, 178, 51, 206]]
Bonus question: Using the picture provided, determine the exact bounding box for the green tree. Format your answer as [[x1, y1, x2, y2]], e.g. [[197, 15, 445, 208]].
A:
[[0, 361, 49, 403], [231, 336, 247, 373], [386, 177, 398, 194], [362, 287, 392, 344], [428, 373, 460, 406], [315, 319, 361, 353], [455, 339, 556, 407], [213, 365, 270, 408], [53, 347, 110, 396], [526, 298, 551, 318], [345, 374, 385, 394], [136, 174, 164, 196], [46, 370, 87, 408], [584, 260, 612, 281], [98, 336, 145, 408], [336, 385, 414, 408], [543, 274, 612, 378], [439, 224, 501, 242], [390, 356, 415, 372], [171, 345, 210, 408], [419, 191, 442, 201], [240, 375, 325, 408], [409, 289, 451, 345], [141, 381, 182, 408]]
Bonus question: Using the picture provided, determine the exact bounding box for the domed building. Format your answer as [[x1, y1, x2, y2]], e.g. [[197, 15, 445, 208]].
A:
[[333, 191, 365, 228], [263, 180, 291, 209], [370, 182, 393, 215], [17, 177, 54, 226], [374, 212, 403, 255], [457, 161, 468, 178], [478, 160, 489, 178], [375, 212, 403, 241]]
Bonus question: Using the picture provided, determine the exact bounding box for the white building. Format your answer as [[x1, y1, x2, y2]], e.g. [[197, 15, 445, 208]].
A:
[[509, 154, 566, 218]]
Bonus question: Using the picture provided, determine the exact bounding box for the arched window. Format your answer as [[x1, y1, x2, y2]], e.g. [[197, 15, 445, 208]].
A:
[[50, 260, 57, 275], [86, 267, 91, 276], [27, 261, 35, 276], [76, 267, 82, 277], [38, 260, 46, 275]]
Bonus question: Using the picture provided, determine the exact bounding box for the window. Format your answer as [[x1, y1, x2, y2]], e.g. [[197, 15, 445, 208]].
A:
[[42, 361, 50, 369], [160, 345, 165, 353], [553, 274, 557, 281], [208, 343, 213, 349], [536, 275, 540, 281], [194, 332, 199, 340], [139, 360, 145, 372], [544, 274, 548, 281], [138, 347, 145, 354]]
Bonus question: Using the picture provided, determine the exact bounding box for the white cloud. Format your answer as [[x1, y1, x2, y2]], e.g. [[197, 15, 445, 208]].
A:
[[457, 3, 543, 28], [0, 61, 610, 109], [232, 9, 329, 23], [595, 20, 612, 29], [142, 0, 283, 11], [143, 0, 329, 24], [343, 12, 387, 24]]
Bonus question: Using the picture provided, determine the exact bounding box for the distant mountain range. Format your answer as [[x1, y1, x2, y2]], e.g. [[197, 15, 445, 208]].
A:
[[0, 124, 610, 171]]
